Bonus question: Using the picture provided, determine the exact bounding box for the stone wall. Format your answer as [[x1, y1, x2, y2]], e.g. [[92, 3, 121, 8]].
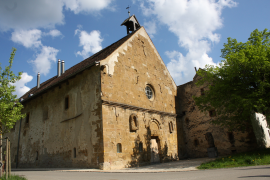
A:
[[7, 65, 103, 168], [176, 75, 257, 159], [102, 105, 177, 170]]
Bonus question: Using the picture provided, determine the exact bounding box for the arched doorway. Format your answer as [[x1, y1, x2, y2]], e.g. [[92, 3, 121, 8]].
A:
[[150, 120, 161, 163]]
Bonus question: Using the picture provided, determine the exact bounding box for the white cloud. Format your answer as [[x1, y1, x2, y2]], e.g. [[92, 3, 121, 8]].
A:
[[0, 0, 64, 31], [11, 29, 42, 48], [139, 0, 237, 85], [29, 46, 59, 76], [47, 29, 62, 38], [11, 29, 60, 76], [63, 0, 113, 14], [75, 29, 103, 59], [0, 0, 113, 31], [166, 50, 216, 85], [12, 72, 33, 98], [144, 21, 156, 38]]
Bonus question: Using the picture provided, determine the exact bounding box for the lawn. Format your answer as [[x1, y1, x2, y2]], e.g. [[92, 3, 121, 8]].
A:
[[0, 174, 27, 180], [198, 148, 270, 169]]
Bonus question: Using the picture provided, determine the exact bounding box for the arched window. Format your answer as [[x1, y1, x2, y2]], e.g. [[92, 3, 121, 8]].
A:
[[129, 114, 139, 132], [117, 143, 122, 153]]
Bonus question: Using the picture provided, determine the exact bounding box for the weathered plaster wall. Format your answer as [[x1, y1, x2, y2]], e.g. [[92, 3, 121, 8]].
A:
[[176, 75, 257, 159], [7, 66, 103, 168], [99, 28, 178, 170]]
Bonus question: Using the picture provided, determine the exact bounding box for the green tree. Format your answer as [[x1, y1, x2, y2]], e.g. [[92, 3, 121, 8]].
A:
[[0, 47, 25, 134], [193, 29, 270, 131], [0, 47, 25, 177]]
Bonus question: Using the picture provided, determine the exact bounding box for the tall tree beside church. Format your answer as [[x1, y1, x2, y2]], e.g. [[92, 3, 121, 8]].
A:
[[0, 48, 25, 176], [193, 29, 270, 131]]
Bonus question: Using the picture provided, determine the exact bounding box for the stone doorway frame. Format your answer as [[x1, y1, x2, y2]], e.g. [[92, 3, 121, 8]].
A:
[[150, 136, 161, 164]]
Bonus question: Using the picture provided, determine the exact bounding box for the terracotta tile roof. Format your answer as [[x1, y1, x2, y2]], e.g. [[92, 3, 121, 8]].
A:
[[20, 27, 142, 102]]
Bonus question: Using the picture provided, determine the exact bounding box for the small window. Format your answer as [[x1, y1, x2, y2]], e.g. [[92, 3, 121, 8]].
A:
[[185, 117, 189, 124], [209, 110, 216, 117], [228, 132, 235, 145], [117, 143, 122, 153], [65, 96, 69, 110], [36, 151, 38, 160], [43, 106, 48, 120], [26, 113, 30, 124], [194, 139, 199, 147], [74, 148, 76, 158], [145, 85, 154, 100], [139, 142, 143, 152], [200, 88, 205, 95], [169, 121, 174, 133]]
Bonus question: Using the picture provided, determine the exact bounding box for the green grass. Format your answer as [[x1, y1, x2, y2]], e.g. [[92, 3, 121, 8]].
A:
[[198, 148, 270, 169], [0, 174, 27, 180]]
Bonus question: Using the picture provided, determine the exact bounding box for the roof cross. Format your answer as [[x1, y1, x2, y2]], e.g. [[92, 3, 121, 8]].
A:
[[126, 5, 131, 17]]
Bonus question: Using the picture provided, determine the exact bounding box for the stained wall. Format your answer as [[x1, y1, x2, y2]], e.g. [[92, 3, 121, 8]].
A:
[[7, 66, 103, 168], [176, 75, 258, 159]]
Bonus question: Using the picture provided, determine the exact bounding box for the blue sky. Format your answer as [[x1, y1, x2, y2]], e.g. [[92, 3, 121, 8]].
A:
[[0, 0, 269, 97]]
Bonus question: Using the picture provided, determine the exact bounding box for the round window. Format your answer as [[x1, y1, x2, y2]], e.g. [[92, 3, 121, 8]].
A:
[[145, 85, 154, 100]]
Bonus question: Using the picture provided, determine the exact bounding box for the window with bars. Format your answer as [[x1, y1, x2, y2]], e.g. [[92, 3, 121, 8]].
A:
[[145, 85, 154, 100]]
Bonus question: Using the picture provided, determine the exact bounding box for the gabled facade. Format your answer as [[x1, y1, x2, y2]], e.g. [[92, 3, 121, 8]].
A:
[[7, 19, 178, 170]]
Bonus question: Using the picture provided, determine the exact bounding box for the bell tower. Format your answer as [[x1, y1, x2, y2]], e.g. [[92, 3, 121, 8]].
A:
[[121, 8, 140, 35]]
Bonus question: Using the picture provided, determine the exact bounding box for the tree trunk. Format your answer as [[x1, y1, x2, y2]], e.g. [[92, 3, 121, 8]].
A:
[[6, 138, 8, 179], [8, 139, 10, 177], [0, 133, 2, 178]]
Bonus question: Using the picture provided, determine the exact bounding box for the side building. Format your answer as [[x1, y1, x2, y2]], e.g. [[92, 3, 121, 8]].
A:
[[7, 16, 178, 170], [176, 72, 258, 159]]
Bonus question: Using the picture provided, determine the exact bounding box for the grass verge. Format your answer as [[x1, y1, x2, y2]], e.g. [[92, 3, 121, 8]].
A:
[[0, 174, 27, 180], [198, 148, 270, 169]]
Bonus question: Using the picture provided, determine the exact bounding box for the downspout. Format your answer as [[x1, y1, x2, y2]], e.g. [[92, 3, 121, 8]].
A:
[[95, 61, 103, 168], [16, 118, 22, 168]]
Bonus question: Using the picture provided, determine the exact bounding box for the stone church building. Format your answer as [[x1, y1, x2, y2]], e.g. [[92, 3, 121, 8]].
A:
[[8, 15, 178, 170], [7, 15, 261, 170]]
